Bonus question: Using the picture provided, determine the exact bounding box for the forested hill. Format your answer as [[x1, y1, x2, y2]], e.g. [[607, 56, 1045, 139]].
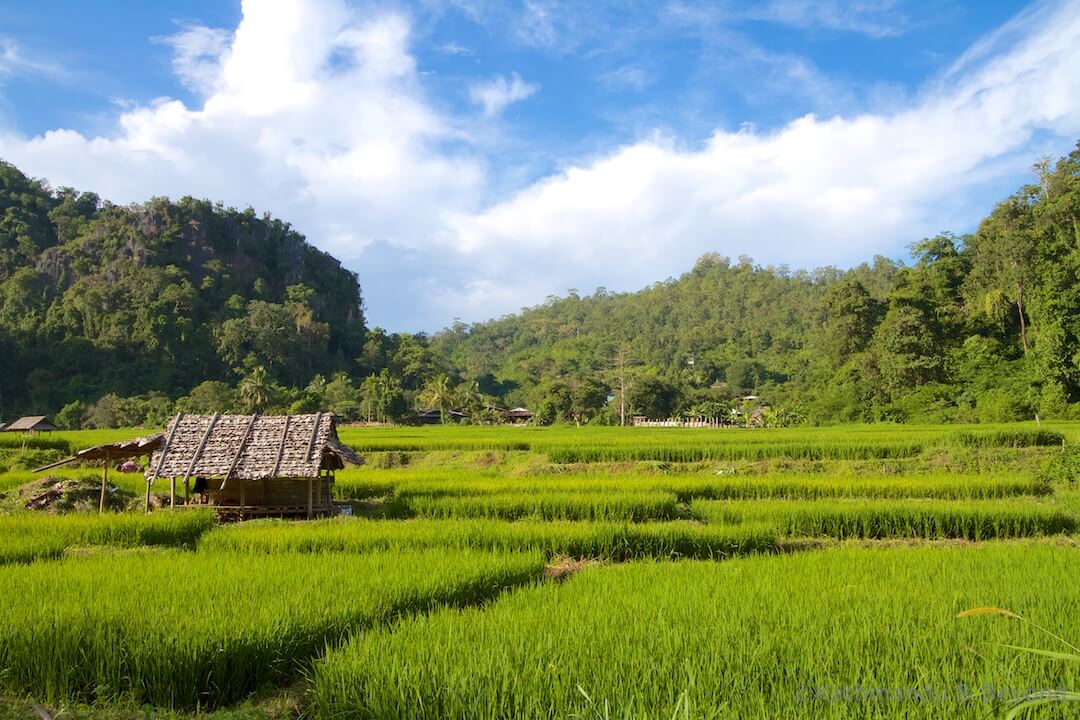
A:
[[0, 161, 366, 418], [2, 143, 1079, 428], [432, 143, 1080, 424]]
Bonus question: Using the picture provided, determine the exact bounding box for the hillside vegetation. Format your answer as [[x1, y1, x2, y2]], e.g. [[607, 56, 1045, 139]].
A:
[[2, 142, 1079, 426], [433, 143, 1080, 424], [0, 160, 365, 418]]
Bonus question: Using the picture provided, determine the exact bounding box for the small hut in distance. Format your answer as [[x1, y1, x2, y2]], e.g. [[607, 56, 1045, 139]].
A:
[[146, 412, 362, 518], [2, 416, 58, 433]]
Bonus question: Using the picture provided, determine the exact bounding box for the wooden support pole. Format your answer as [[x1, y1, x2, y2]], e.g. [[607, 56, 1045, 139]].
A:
[[144, 477, 152, 514], [185, 477, 190, 506], [239, 480, 246, 519], [99, 451, 109, 514], [170, 477, 176, 509], [307, 477, 313, 519]]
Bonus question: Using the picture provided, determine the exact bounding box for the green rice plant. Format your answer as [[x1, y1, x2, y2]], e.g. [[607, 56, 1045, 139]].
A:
[[0, 434, 71, 453], [954, 429, 1066, 448], [335, 422, 1080, 469], [0, 511, 216, 565], [310, 543, 1080, 720], [544, 439, 925, 464], [401, 490, 682, 521], [199, 517, 778, 560], [368, 470, 1050, 502], [332, 469, 397, 500], [958, 607, 1080, 718], [45, 428, 157, 452], [661, 473, 1050, 501], [692, 498, 1076, 540], [0, 548, 544, 708]]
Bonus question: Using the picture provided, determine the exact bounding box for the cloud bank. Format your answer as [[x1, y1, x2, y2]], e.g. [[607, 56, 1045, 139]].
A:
[[1, 0, 1079, 330]]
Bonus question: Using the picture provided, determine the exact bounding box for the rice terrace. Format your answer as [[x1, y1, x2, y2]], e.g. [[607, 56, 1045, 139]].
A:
[[0, 422, 1078, 718]]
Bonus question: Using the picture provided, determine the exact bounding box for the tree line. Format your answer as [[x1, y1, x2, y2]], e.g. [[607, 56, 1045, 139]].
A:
[[2, 142, 1078, 428]]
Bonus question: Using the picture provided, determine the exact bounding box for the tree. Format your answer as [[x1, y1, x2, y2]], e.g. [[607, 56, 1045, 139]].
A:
[[628, 371, 679, 419], [237, 366, 272, 413], [55, 400, 87, 430], [871, 301, 941, 399], [533, 380, 573, 425], [323, 372, 360, 420], [570, 376, 608, 426], [966, 192, 1038, 354], [455, 380, 486, 421], [177, 381, 236, 414], [417, 375, 455, 423], [819, 279, 881, 364]]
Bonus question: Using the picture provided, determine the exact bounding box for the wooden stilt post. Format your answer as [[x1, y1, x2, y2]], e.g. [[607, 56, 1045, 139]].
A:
[[170, 477, 176, 509], [239, 480, 246, 520], [144, 477, 152, 514], [307, 477, 313, 519], [99, 451, 109, 514], [184, 477, 190, 506]]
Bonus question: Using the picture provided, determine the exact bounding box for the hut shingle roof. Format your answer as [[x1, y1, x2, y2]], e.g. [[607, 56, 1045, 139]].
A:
[[3, 416, 57, 432], [147, 413, 361, 481]]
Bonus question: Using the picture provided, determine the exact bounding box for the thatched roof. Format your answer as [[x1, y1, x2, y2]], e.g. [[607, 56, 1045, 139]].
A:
[[33, 433, 163, 473], [3, 416, 58, 432], [147, 413, 362, 482]]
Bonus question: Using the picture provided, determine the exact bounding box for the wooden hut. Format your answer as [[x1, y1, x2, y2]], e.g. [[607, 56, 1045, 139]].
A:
[[2, 416, 58, 433], [417, 409, 467, 424], [146, 412, 361, 518], [506, 407, 533, 424]]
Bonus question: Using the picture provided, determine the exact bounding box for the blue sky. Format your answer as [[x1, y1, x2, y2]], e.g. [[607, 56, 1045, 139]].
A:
[[1, 1, 1079, 331]]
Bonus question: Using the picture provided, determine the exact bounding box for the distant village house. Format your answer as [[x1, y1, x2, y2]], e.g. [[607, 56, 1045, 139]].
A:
[[1, 416, 58, 433]]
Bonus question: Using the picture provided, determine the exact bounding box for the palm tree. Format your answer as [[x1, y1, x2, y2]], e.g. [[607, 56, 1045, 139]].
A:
[[238, 366, 271, 413], [456, 380, 485, 421], [418, 375, 455, 423]]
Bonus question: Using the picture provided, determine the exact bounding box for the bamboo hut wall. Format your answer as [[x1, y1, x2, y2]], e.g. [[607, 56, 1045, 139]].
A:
[[207, 478, 334, 508]]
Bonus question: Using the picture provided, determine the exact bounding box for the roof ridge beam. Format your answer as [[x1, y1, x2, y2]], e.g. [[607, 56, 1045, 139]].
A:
[[221, 413, 259, 490], [182, 413, 219, 488], [271, 415, 292, 478]]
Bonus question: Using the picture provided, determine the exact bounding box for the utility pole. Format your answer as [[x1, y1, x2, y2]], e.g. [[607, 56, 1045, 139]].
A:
[[614, 345, 634, 427], [619, 360, 626, 427]]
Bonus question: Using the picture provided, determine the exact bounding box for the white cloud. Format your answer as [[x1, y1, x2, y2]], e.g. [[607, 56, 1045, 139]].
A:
[[597, 65, 653, 92], [438, 0, 1080, 321], [0, 37, 66, 80], [155, 23, 233, 95], [438, 41, 473, 56], [1, 0, 1079, 331], [468, 72, 538, 116], [747, 0, 907, 38], [0, 0, 485, 293]]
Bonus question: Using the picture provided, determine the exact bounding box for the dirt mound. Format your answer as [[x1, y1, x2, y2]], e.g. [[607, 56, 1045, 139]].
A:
[[14, 476, 133, 513]]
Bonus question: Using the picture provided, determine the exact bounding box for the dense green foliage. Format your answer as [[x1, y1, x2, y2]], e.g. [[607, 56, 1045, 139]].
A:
[[432, 144, 1080, 424], [5, 143, 1080, 427], [311, 544, 1080, 719], [0, 160, 365, 419]]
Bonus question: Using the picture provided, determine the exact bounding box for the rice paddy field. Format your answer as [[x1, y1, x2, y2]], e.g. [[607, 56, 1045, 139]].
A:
[[1, 421, 1079, 719]]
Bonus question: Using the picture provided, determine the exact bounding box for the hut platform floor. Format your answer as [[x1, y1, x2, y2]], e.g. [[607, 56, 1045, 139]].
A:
[[176, 503, 337, 519]]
